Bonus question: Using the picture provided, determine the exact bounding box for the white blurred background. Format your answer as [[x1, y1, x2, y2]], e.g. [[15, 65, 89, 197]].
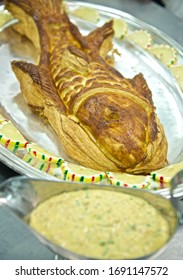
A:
[[151, 0, 183, 19]]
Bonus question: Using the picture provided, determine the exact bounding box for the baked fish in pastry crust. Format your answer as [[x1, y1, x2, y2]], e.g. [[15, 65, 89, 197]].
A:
[[5, 0, 168, 174]]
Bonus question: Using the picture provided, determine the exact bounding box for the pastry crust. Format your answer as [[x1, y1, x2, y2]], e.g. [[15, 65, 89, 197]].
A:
[[6, 0, 168, 174]]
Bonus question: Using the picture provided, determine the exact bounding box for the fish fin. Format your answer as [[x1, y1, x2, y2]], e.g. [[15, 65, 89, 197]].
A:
[[5, 0, 64, 18], [130, 73, 153, 104], [11, 61, 66, 115], [86, 20, 114, 59], [58, 115, 120, 172], [61, 46, 90, 74]]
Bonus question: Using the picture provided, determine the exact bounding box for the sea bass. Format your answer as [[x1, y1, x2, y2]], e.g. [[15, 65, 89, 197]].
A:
[[5, 0, 168, 174]]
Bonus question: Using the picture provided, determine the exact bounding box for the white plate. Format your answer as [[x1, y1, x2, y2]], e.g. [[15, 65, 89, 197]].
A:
[[0, 1, 183, 188]]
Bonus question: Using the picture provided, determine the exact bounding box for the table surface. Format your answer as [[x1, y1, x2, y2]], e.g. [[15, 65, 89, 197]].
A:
[[0, 0, 183, 260]]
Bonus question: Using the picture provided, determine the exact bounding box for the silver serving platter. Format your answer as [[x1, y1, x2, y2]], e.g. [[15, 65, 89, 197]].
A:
[[0, 1, 183, 190]]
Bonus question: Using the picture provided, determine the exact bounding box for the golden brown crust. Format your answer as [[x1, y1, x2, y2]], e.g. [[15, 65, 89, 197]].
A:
[[6, 0, 168, 174], [11, 61, 66, 114], [4, 1, 40, 50]]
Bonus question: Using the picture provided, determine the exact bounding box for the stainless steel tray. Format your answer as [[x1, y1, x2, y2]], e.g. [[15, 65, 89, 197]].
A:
[[0, 1, 183, 190]]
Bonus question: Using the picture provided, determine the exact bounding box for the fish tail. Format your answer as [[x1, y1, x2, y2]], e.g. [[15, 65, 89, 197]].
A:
[[5, 0, 64, 18]]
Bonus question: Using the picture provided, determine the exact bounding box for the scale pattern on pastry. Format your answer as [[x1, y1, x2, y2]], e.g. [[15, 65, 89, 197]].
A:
[[4, 0, 168, 175]]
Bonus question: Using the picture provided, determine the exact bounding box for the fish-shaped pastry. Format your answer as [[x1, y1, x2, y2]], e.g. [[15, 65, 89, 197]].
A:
[[5, 0, 168, 174]]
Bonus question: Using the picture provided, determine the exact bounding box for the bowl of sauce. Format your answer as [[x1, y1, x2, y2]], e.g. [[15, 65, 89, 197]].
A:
[[0, 175, 182, 259]]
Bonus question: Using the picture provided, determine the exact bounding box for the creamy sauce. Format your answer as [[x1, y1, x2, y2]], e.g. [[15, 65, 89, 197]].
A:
[[29, 189, 170, 259]]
